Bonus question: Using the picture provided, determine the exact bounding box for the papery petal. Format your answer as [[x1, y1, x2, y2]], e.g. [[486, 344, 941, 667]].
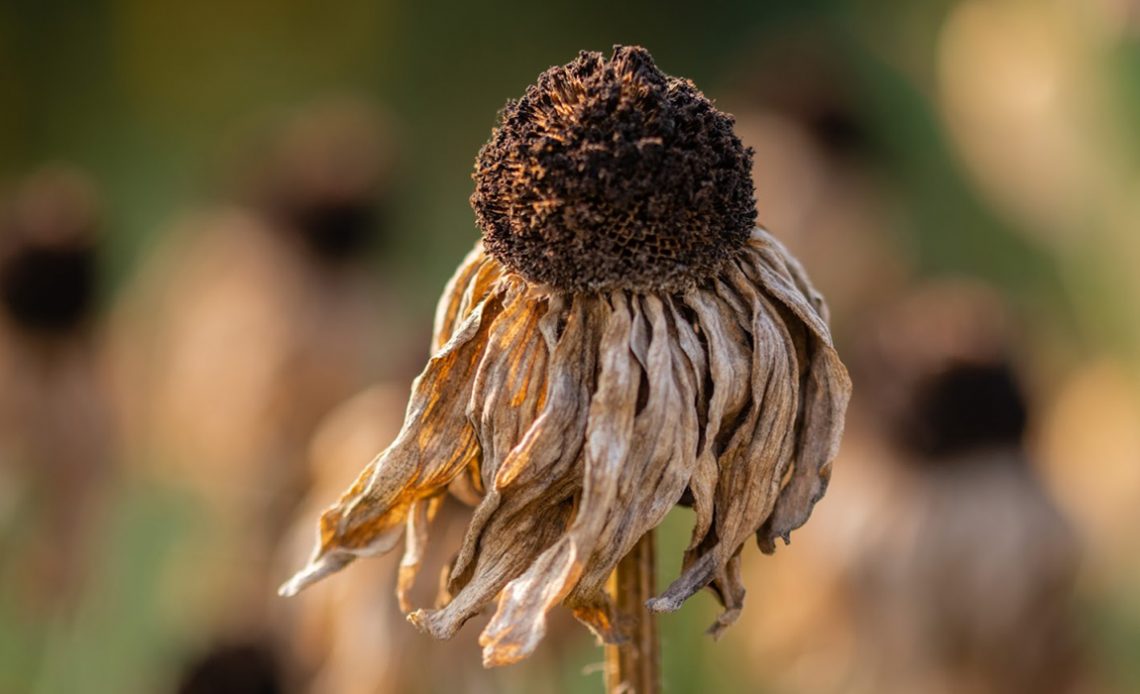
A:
[[408, 296, 598, 639], [479, 292, 638, 666], [650, 256, 801, 625], [433, 244, 492, 349], [567, 295, 698, 616], [278, 288, 503, 597], [397, 494, 443, 612], [742, 231, 852, 551], [681, 285, 752, 551]]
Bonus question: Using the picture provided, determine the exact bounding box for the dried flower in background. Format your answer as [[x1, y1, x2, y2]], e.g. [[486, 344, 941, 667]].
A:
[[845, 281, 1084, 694], [731, 281, 1089, 694], [108, 98, 418, 648], [282, 46, 851, 667], [0, 166, 113, 608]]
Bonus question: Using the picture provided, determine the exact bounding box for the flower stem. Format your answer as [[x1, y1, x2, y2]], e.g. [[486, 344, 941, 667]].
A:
[[605, 530, 660, 694]]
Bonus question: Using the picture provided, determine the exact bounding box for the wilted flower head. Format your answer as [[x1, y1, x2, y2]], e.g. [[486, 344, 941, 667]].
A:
[[282, 45, 851, 666]]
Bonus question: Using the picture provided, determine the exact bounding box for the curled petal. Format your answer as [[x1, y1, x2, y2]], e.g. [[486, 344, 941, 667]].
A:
[[279, 289, 503, 597], [742, 230, 852, 550], [433, 244, 492, 348], [649, 270, 799, 620], [479, 292, 638, 665], [467, 279, 549, 486], [648, 234, 850, 635], [681, 285, 752, 551], [568, 295, 698, 609], [447, 296, 592, 593], [397, 495, 443, 612], [757, 341, 851, 550], [408, 296, 598, 638], [284, 227, 851, 660], [409, 493, 574, 642]]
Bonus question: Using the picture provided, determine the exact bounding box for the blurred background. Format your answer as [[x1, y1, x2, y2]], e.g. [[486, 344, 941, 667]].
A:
[[2, 0, 1139, 692]]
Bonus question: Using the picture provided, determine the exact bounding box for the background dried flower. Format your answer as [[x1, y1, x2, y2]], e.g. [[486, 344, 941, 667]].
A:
[[0, 166, 113, 610], [283, 46, 851, 668], [842, 282, 1084, 693], [107, 99, 420, 660]]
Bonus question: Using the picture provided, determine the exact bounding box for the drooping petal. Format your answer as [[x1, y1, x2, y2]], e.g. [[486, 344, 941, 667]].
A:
[[408, 295, 600, 640], [713, 268, 800, 557], [448, 295, 593, 591], [753, 228, 830, 325], [706, 550, 746, 639], [278, 285, 504, 597], [447, 249, 504, 345], [741, 230, 852, 551], [566, 295, 699, 635], [756, 340, 850, 550], [432, 244, 493, 349], [397, 281, 550, 623], [409, 490, 575, 643], [567, 291, 697, 597], [467, 278, 549, 483], [680, 283, 753, 552], [478, 292, 639, 666], [649, 264, 800, 620], [397, 494, 444, 612]]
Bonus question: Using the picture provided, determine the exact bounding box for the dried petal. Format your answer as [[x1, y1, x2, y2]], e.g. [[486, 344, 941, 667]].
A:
[[283, 227, 851, 664], [279, 289, 502, 596], [407, 296, 599, 640], [397, 494, 443, 612], [478, 292, 639, 664]]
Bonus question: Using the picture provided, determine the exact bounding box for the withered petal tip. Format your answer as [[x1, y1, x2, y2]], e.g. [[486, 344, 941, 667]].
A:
[[278, 552, 354, 597]]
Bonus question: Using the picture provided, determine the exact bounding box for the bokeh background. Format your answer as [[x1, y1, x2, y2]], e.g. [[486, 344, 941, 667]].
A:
[[2, 1, 1139, 692]]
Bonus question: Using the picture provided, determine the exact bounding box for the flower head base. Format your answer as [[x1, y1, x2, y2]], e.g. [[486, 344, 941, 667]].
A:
[[282, 46, 851, 668], [473, 46, 756, 293]]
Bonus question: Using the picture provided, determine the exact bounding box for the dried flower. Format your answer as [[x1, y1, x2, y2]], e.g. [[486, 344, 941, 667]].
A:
[[281, 45, 851, 667], [844, 282, 1083, 692], [108, 100, 410, 644], [0, 166, 111, 606]]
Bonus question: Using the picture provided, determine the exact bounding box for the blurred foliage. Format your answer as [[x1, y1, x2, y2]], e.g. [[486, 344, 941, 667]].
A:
[[0, 484, 192, 694]]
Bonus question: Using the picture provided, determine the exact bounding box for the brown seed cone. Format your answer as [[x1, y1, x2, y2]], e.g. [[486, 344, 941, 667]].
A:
[[472, 45, 756, 293]]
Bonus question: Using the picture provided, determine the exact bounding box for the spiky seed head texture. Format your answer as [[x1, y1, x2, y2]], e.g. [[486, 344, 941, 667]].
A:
[[472, 45, 756, 293]]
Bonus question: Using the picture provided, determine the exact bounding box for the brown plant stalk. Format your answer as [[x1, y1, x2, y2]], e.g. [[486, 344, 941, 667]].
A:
[[605, 531, 659, 694]]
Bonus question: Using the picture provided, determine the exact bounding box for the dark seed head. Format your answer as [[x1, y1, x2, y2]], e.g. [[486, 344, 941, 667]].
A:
[[175, 641, 284, 694], [1, 245, 97, 333], [0, 168, 100, 335], [279, 195, 383, 263], [471, 45, 756, 293], [901, 360, 1029, 460], [252, 99, 394, 265]]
